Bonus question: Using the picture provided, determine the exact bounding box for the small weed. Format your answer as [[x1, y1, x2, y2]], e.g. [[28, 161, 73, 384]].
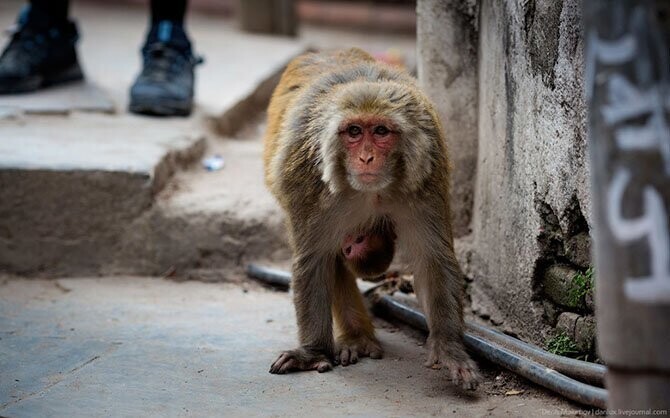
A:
[[546, 332, 580, 357], [568, 267, 594, 307]]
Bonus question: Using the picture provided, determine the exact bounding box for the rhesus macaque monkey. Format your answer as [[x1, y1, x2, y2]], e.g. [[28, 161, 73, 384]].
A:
[[263, 48, 479, 389]]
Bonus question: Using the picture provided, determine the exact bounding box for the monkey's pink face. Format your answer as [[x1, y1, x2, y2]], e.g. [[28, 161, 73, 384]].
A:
[[338, 116, 399, 191]]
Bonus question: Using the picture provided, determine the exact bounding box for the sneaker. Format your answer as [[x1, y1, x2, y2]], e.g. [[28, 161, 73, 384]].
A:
[[0, 20, 83, 94], [129, 21, 202, 117]]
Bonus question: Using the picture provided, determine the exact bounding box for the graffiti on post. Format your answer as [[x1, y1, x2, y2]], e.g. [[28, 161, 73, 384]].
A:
[[589, 5, 670, 303], [607, 169, 670, 302]]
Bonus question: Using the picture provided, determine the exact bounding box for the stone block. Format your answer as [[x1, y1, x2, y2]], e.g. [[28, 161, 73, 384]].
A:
[[555, 311, 580, 337], [585, 288, 595, 312], [541, 300, 560, 326], [565, 232, 592, 269], [555, 312, 596, 354], [574, 315, 596, 353], [542, 265, 586, 310]]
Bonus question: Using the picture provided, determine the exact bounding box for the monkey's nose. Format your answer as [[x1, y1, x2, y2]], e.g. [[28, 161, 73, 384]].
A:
[[359, 155, 374, 164]]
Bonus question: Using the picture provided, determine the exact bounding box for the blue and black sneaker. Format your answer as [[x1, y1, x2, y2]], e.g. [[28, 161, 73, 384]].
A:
[[129, 21, 203, 117], [0, 15, 83, 94]]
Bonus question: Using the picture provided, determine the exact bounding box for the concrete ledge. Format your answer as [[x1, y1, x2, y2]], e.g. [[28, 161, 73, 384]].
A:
[[0, 114, 206, 275], [0, 169, 153, 274], [109, 134, 290, 276], [112, 209, 288, 277], [0, 82, 114, 116], [214, 64, 290, 136]]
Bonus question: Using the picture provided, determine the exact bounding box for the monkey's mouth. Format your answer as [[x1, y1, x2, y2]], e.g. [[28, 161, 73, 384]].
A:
[[348, 171, 391, 192], [357, 173, 379, 183]]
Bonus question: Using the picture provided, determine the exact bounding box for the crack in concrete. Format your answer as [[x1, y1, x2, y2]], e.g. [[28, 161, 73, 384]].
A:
[[52, 280, 72, 294], [0, 345, 116, 411]]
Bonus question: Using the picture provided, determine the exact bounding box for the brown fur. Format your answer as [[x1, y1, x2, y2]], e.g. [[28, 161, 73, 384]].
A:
[[264, 48, 479, 390]]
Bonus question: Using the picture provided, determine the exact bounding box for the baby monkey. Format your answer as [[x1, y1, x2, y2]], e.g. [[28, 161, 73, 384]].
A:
[[342, 218, 396, 279], [263, 48, 479, 390]]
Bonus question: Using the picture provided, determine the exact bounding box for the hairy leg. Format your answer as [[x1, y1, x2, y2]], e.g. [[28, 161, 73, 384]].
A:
[[411, 221, 480, 390], [332, 259, 383, 366], [269, 252, 336, 374]]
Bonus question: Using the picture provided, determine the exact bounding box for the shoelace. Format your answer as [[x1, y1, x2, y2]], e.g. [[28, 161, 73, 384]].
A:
[[0, 29, 49, 67], [141, 43, 203, 82]]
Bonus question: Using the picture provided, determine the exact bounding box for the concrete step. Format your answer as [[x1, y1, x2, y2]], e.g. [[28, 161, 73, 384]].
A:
[[0, 1, 304, 276], [0, 113, 206, 275], [110, 121, 291, 277], [0, 96, 291, 278], [0, 114, 287, 277]]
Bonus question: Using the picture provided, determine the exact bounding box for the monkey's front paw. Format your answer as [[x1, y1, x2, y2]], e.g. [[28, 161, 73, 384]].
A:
[[269, 348, 333, 374], [424, 339, 480, 391], [335, 335, 383, 366]]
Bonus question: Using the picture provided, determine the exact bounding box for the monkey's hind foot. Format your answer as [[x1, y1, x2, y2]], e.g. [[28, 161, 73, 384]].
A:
[[269, 348, 333, 374], [335, 335, 383, 366], [424, 340, 480, 391], [440, 357, 480, 391]]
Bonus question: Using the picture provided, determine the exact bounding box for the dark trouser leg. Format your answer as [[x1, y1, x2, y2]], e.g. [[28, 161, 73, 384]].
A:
[[145, 0, 191, 53], [150, 0, 188, 25], [26, 0, 70, 29]]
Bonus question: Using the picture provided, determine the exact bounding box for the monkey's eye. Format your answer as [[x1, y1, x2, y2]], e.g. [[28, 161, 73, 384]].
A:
[[347, 125, 362, 137], [374, 125, 390, 136]]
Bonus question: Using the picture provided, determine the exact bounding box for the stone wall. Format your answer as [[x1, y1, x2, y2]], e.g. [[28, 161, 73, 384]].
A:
[[417, 0, 479, 237], [417, 0, 594, 347]]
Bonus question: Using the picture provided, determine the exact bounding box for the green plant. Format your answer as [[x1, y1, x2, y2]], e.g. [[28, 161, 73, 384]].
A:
[[569, 267, 594, 307], [546, 332, 580, 357]]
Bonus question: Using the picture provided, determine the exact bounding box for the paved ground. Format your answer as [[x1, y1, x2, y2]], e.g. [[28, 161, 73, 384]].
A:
[[0, 277, 578, 417]]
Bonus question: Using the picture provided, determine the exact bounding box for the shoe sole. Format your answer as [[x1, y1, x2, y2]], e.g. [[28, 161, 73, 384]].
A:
[[128, 98, 193, 117], [0, 63, 84, 94]]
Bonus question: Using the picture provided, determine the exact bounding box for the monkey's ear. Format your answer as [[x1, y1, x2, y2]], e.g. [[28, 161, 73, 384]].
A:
[[316, 109, 347, 194], [395, 109, 440, 193]]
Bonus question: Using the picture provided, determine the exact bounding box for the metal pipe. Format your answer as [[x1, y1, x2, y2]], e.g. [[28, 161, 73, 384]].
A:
[[246, 264, 609, 408], [247, 264, 291, 288], [466, 320, 605, 387], [365, 280, 605, 385], [466, 333, 607, 409], [373, 295, 607, 408]]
